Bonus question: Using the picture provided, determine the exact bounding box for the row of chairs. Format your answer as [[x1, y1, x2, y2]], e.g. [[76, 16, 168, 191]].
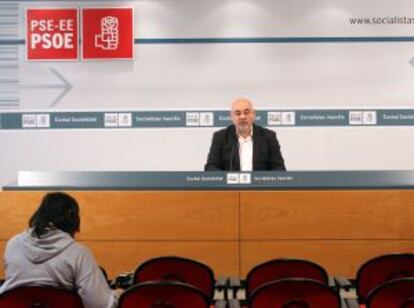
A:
[[115, 253, 414, 307], [1, 253, 414, 307], [221, 253, 414, 308], [2, 278, 414, 308]]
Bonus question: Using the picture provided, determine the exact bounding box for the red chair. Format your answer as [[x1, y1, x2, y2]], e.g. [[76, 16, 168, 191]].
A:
[[0, 286, 84, 308], [245, 258, 329, 298], [248, 278, 341, 308], [366, 278, 414, 308], [356, 253, 414, 304], [133, 256, 215, 300], [118, 281, 210, 308]]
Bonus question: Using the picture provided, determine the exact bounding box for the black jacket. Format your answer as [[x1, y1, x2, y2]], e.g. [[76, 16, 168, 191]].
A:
[[204, 124, 286, 171]]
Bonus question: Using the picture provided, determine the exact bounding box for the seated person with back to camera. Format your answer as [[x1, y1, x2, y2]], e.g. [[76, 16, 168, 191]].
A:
[[0, 192, 118, 308]]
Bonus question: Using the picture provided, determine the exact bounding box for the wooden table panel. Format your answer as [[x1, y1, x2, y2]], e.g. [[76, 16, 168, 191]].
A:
[[0, 192, 44, 239], [0, 240, 239, 278], [0, 191, 239, 240], [240, 190, 414, 239], [2, 190, 414, 280], [241, 240, 414, 277], [87, 241, 240, 278], [75, 191, 239, 240]]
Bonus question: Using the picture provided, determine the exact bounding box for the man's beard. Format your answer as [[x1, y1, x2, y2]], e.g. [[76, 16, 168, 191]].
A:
[[237, 122, 250, 135]]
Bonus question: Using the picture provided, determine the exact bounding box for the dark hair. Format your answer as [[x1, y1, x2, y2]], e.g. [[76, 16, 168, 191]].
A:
[[29, 192, 80, 238]]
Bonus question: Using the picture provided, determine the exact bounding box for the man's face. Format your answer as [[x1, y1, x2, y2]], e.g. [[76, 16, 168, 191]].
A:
[[231, 99, 256, 136]]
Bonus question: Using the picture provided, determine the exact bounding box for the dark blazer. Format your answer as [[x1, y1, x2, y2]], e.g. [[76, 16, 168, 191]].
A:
[[204, 124, 286, 171]]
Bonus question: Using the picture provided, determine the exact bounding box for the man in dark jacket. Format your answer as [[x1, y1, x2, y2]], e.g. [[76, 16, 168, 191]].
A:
[[204, 98, 285, 171]]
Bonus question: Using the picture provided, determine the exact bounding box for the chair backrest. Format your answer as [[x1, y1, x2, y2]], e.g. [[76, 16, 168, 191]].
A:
[[356, 253, 414, 302], [248, 278, 341, 308], [133, 256, 215, 299], [245, 258, 329, 298], [118, 281, 210, 308], [367, 278, 414, 308], [0, 286, 84, 308]]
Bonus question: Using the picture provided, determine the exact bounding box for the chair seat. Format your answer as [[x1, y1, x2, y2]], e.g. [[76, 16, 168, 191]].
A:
[[0, 286, 84, 308], [366, 278, 414, 308], [133, 256, 215, 300], [118, 281, 210, 308], [356, 253, 414, 303], [249, 278, 341, 308]]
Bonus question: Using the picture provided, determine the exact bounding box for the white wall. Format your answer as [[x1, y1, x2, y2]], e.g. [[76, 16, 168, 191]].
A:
[[1, 0, 414, 186]]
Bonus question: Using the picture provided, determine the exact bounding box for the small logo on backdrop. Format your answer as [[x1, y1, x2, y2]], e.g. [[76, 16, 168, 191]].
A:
[[226, 173, 240, 184], [26, 8, 78, 60], [282, 112, 296, 125], [82, 8, 134, 60], [363, 111, 377, 125], [239, 173, 251, 184], [200, 112, 214, 126], [118, 113, 132, 127], [349, 111, 363, 125], [349, 111, 376, 125], [268, 112, 282, 126], [95, 16, 119, 50], [37, 114, 50, 128], [104, 113, 118, 127], [22, 114, 37, 128], [22, 114, 50, 128], [186, 112, 200, 126]]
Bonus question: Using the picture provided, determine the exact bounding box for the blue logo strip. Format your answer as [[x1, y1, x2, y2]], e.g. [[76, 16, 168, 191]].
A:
[[1, 109, 414, 130], [2, 36, 414, 46], [135, 36, 414, 44]]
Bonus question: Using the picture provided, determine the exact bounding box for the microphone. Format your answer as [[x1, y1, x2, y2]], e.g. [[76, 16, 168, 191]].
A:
[[229, 142, 239, 171]]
